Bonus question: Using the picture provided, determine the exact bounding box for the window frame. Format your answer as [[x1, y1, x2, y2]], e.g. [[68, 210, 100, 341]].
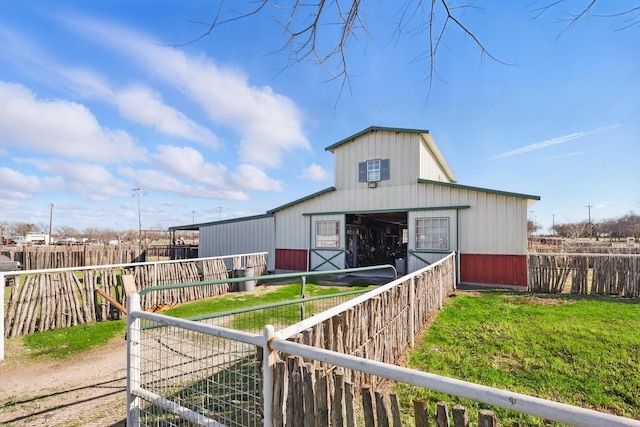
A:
[[315, 220, 340, 248], [415, 217, 450, 251], [367, 159, 381, 182]]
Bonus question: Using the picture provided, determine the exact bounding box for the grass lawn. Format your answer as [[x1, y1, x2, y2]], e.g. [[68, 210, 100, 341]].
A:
[[12, 282, 372, 360], [398, 290, 640, 426]]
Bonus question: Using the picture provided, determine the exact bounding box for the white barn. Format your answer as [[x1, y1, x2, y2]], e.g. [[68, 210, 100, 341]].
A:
[[171, 126, 539, 287]]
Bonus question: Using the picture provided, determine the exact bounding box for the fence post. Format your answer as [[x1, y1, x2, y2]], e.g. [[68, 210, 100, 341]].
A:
[[409, 276, 415, 348], [263, 325, 276, 427], [438, 267, 444, 310], [153, 262, 158, 288], [0, 272, 4, 360], [300, 276, 307, 321], [126, 293, 142, 426]]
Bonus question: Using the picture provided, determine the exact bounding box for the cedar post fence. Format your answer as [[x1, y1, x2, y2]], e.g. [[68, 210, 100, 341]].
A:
[[528, 253, 640, 296], [0, 252, 268, 360]]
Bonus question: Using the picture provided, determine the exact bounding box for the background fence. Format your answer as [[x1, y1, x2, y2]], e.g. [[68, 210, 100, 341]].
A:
[[1, 252, 267, 340], [528, 253, 640, 297], [0, 243, 197, 270]]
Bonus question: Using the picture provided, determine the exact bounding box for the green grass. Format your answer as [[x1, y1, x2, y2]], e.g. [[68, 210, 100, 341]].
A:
[[22, 320, 126, 360], [397, 291, 640, 426], [161, 282, 370, 318], [12, 282, 371, 360]]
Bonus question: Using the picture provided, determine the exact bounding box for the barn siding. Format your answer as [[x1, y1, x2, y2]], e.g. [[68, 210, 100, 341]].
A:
[[199, 216, 276, 271], [419, 134, 453, 182], [333, 130, 420, 190], [275, 249, 308, 271], [460, 254, 528, 287]]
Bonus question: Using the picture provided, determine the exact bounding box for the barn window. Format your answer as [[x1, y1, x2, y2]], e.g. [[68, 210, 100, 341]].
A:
[[316, 221, 340, 248], [416, 217, 449, 250], [359, 159, 390, 182]]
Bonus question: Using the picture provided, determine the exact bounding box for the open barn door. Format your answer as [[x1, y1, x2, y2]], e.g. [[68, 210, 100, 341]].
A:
[[345, 212, 408, 272]]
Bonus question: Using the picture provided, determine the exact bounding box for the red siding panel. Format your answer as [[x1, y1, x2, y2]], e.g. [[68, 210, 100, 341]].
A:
[[460, 254, 527, 287], [275, 249, 308, 271]]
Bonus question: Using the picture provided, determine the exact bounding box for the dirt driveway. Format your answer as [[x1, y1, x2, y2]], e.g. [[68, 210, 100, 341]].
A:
[[0, 336, 128, 427]]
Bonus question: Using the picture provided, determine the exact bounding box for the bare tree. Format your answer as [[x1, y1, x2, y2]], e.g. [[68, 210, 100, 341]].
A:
[[183, 1, 639, 96]]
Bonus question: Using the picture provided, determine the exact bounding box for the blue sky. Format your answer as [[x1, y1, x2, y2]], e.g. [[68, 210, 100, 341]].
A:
[[1, 1, 638, 235]]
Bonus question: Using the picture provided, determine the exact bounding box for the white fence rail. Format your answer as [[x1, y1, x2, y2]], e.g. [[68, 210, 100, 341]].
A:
[[125, 253, 640, 427]]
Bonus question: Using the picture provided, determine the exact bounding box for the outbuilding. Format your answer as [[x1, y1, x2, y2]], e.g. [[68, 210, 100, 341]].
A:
[[170, 126, 539, 287]]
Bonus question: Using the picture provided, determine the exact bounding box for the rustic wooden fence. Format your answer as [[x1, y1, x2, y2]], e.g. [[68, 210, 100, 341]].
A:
[[3, 253, 267, 338], [283, 254, 456, 393], [1, 244, 198, 270], [275, 356, 498, 426], [528, 254, 640, 297]]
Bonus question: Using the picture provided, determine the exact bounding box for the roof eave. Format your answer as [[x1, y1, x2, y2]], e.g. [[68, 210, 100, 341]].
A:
[[325, 126, 430, 152], [417, 178, 541, 201]]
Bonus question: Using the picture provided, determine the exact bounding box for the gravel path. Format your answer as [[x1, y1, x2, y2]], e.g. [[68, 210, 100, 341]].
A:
[[0, 336, 128, 427]]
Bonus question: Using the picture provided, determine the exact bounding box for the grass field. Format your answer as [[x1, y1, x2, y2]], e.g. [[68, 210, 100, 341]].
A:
[[398, 290, 640, 426], [9, 283, 640, 425]]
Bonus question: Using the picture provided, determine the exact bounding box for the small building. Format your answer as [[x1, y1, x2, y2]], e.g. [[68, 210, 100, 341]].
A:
[[170, 126, 539, 287], [13, 233, 51, 245]]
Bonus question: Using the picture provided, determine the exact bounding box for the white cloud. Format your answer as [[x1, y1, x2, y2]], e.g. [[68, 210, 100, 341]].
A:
[[119, 167, 249, 200], [299, 163, 330, 181], [0, 24, 219, 148], [152, 145, 229, 186], [64, 69, 219, 146], [0, 167, 63, 197], [0, 81, 146, 162], [64, 17, 310, 167], [231, 164, 284, 191], [490, 124, 624, 160]]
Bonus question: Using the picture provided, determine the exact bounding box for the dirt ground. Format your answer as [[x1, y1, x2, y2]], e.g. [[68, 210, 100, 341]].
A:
[[0, 336, 128, 427]]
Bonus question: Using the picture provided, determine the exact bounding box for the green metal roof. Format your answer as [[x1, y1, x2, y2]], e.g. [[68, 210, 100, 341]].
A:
[[168, 213, 274, 231], [267, 187, 337, 214], [324, 126, 430, 152], [417, 179, 541, 200]]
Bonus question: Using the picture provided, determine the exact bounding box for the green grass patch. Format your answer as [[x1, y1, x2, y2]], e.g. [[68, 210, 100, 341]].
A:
[[9, 282, 372, 361], [162, 283, 371, 319], [398, 291, 640, 425], [21, 320, 126, 360]]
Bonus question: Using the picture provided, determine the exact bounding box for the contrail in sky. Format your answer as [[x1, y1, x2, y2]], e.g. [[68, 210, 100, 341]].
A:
[[490, 123, 624, 160]]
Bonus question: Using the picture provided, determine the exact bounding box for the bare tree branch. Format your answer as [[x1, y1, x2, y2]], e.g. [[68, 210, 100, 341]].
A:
[[177, 1, 633, 102]]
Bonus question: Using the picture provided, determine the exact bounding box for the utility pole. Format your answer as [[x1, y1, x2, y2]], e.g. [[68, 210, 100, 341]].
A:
[[218, 206, 224, 220], [48, 203, 55, 245], [586, 204, 593, 238], [192, 210, 196, 245], [132, 188, 142, 246]]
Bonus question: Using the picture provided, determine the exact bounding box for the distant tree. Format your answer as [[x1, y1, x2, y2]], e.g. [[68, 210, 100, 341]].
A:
[[57, 226, 80, 238], [11, 223, 38, 235], [554, 221, 592, 239], [528, 219, 541, 235]]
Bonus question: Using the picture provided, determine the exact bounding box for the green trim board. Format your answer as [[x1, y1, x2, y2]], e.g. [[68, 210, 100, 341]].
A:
[[302, 206, 471, 216], [408, 249, 452, 265], [310, 248, 345, 270], [169, 213, 274, 231], [268, 187, 336, 214], [324, 126, 430, 152], [417, 179, 540, 201]]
